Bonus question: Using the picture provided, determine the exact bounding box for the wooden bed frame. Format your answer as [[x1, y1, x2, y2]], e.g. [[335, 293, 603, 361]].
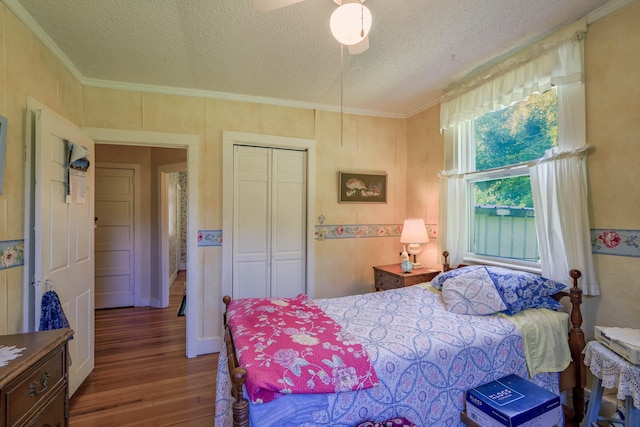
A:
[[222, 251, 586, 427]]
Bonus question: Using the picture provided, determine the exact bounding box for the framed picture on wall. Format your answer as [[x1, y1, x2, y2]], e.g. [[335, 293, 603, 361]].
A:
[[338, 171, 387, 203], [0, 115, 6, 195]]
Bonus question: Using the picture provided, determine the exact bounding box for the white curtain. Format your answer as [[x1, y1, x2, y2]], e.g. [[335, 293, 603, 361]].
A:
[[529, 83, 599, 294], [439, 121, 474, 267], [440, 19, 586, 131], [439, 173, 467, 268]]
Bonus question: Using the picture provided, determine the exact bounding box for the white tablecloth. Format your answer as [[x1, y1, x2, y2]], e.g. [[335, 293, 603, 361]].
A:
[[583, 340, 640, 409]]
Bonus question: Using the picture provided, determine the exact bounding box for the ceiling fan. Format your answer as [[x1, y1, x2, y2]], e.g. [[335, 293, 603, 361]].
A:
[[252, 0, 372, 54]]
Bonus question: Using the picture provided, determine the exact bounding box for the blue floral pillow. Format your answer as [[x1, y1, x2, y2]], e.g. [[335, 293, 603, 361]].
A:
[[432, 265, 566, 315], [484, 266, 566, 315]]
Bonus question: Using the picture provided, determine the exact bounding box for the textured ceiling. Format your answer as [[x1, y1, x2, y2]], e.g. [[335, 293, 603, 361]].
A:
[[7, 0, 615, 117]]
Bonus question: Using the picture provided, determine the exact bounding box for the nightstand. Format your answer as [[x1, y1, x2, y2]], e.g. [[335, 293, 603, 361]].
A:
[[373, 264, 440, 291], [583, 340, 640, 427]]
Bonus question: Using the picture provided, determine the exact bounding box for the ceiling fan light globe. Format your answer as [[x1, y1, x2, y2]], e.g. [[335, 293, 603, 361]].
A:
[[330, 3, 372, 46]]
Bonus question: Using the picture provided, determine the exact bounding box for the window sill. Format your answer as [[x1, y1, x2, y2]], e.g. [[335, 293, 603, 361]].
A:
[[462, 254, 541, 274]]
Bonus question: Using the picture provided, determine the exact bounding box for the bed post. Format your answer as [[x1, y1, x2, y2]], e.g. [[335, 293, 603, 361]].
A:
[[231, 367, 249, 427], [566, 269, 586, 426], [223, 296, 250, 427], [442, 251, 451, 272]]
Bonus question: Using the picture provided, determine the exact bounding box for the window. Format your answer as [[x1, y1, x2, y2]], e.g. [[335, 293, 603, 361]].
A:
[[439, 22, 597, 292], [466, 89, 557, 266]]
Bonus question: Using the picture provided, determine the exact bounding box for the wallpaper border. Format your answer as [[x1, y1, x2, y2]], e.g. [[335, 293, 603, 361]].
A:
[[317, 223, 402, 239], [198, 230, 222, 247], [591, 229, 640, 258], [195, 227, 640, 259], [0, 239, 25, 270], [3, 228, 629, 260]]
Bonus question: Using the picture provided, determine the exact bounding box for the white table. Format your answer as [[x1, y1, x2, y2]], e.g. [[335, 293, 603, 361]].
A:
[[583, 340, 640, 427]]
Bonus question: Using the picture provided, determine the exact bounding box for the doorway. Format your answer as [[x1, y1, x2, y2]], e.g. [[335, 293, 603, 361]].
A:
[[94, 148, 187, 311], [84, 128, 200, 358], [159, 162, 188, 308]]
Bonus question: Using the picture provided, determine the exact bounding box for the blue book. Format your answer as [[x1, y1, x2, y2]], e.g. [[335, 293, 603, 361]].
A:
[[466, 374, 561, 426]]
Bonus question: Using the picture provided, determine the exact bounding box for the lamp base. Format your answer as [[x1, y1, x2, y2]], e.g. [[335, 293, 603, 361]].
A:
[[407, 247, 424, 269]]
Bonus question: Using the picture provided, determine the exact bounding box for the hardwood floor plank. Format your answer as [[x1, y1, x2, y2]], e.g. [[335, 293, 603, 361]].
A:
[[69, 272, 218, 426]]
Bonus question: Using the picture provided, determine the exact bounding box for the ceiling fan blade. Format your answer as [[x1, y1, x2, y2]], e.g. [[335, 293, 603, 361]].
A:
[[252, 0, 306, 13], [348, 36, 369, 55]]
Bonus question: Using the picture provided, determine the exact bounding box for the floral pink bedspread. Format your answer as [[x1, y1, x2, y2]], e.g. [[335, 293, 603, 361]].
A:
[[227, 294, 379, 403]]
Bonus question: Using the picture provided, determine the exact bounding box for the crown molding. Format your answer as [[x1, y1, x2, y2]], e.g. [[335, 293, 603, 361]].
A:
[[404, 96, 442, 118], [83, 78, 406, 119]]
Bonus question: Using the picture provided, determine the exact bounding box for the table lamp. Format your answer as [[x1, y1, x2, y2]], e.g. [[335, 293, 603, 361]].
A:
[[400, 218, 429, 269]]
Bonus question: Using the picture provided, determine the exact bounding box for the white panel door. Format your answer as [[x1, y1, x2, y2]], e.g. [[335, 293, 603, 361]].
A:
[[34, 109, 94, 396], [233, 146, 270, 299], [232, 146, 306, 299], [271, 149, 306, 297], [95, 167, 135, 308]]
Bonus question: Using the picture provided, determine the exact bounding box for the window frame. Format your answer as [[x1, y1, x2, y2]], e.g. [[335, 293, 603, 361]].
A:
[[459, 90, 560, 271], [465, 165, 541, 273]]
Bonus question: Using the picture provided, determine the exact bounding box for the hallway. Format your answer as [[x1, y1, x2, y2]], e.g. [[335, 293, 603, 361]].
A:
[[69, 272, 218, 426]]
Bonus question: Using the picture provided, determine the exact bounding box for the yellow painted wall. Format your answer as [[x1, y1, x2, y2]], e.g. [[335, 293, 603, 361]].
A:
[[584, 0, 640, 335], [406, 105, 444, 267], [313, 110, 412, 299], [0, 6, 84, 334]]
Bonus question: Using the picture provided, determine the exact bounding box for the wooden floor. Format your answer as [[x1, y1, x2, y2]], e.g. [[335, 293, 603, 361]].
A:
[[69, 272, 218, 426]]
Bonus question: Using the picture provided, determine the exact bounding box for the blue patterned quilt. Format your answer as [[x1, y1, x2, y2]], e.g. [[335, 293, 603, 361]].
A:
[[215, 284, 561, 427]]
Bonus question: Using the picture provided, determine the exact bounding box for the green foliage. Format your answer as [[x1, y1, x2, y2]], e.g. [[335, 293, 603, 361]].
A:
[[474, 176, 533, 208], [473, 90, 557, 207]]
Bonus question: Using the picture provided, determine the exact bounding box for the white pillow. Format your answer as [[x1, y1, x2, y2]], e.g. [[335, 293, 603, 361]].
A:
[[441, 267, 507, 315]]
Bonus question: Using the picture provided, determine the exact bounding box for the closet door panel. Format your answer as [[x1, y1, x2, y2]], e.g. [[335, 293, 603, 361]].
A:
[[233, 146, 271, 299], [271, 150, 306, 297]]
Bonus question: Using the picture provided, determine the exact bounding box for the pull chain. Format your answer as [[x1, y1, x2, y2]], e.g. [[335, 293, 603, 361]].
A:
[[340, 43, 344, 147], [360, 2, 364, 37]]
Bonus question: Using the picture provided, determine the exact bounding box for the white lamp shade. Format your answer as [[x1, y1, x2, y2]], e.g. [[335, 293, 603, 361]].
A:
[[400, 218, 429, 244], [330, 2, 372, 46]]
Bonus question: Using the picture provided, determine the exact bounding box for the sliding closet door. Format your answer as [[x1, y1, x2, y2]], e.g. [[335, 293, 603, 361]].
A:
[[232, 145, 306, 299]]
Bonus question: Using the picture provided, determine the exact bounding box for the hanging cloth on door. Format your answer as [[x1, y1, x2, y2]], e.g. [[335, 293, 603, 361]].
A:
[[66, 140, 90, 204], [39, 281, 73, 339]]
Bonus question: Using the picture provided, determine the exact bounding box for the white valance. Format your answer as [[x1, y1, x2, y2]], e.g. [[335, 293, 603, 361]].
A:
[[440, 19, 586, 130]]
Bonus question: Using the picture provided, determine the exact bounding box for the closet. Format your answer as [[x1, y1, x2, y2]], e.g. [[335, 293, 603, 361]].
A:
[[232, 145, 307, 299]]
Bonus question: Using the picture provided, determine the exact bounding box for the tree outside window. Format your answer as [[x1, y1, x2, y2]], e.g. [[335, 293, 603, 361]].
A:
[[469, 89, 557, 261]]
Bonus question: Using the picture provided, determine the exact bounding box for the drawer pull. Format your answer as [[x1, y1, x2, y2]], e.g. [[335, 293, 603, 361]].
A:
[[26, 371, 50, 397]]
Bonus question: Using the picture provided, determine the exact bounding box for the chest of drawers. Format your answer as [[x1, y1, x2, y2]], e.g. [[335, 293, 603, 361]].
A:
[[0, 329, 73, 427]]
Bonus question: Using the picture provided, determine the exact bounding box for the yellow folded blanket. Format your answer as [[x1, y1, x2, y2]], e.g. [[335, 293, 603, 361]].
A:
[[501, 308, 571, 378]]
